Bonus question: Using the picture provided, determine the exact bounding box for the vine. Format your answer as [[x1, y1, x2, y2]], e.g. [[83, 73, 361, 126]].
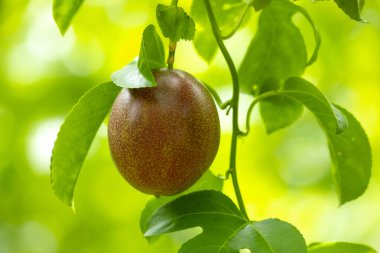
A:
[[203, 0, 249, 220]]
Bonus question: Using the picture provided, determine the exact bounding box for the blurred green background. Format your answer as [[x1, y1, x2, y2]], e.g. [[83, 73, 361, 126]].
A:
[[1, 0, 380, 252]]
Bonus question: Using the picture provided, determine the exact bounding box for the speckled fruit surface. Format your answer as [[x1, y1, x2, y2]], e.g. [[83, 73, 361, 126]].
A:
[[108, 69, 220, 196]]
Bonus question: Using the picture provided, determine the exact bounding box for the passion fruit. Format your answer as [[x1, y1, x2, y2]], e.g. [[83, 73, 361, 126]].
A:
[[108, 69, 220, 195]]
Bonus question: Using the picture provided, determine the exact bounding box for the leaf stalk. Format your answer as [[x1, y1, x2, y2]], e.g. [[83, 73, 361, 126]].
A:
[[241, 91, 279, 136]]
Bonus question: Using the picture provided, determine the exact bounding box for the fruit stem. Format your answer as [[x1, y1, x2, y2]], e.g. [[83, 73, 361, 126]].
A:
[[204, 0, 249, 220], [167, 40, 177, 69], [167, 0, 179, 69]]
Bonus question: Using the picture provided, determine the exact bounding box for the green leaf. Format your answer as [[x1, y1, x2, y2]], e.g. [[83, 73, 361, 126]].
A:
[[53, 0, 85, 35], [144, 190, 307, 253], [111, 57, 154, 88], [282, 77, 348, 134], [232, 219, 307, 253], [111, 25, 165, 88], [50, 82, 121, 208], [328, 105, 372, 204], [156, 4, 196, 42], [333, 0, 366, 22], [260, 96, 304, 134], [140, 171, 223, 240], [238, 0, 308, 94], [193, 29, 218, 63], [272, 77, 371, 203], [138, 25, 166, 84], [308, 242, 377, 253]]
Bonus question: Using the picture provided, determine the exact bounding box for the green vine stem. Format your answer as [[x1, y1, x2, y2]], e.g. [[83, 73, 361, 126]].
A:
[[221, 3, 252, 40], [203, 0, 249, 220]]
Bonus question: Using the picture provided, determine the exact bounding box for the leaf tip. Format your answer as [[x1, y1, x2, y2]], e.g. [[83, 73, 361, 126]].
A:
[[52, 14, 69, 36], [56, 25, 68, 36], [52, 0, 85, 36], [338, 183, 369, 206]]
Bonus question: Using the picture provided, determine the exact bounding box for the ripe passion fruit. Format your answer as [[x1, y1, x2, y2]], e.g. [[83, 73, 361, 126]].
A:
[[108, 69, 220, 195]]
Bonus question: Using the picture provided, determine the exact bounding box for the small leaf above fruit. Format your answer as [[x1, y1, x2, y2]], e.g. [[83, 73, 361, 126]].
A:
[[111, 57, 155, 88], [111, 25, 166, 88], [156, 4, 196, 42]]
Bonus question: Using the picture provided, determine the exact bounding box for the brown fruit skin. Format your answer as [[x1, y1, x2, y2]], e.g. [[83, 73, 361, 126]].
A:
[[108, 68, 220, 196]]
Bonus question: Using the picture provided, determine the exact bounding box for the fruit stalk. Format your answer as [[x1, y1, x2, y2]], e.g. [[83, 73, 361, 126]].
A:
[[167, 40, 176, 69], [167, 0, 179, 69], [203, 0, 249, 220]]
